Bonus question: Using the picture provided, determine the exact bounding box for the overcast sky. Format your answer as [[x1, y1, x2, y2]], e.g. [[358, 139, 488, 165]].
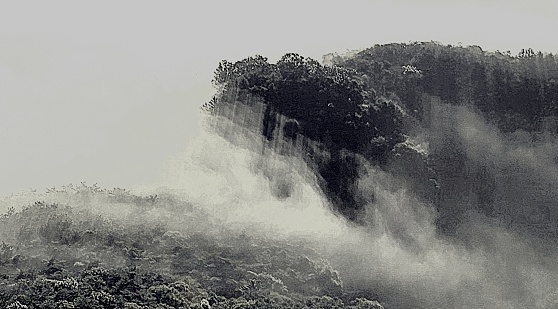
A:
[[1, 0, 557, 197]]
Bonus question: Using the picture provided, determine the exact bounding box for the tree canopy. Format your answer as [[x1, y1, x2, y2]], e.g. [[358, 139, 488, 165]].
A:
[[206, 53, 407, 220], [205, 42, 558, 229], [335, 42, 558, 132]]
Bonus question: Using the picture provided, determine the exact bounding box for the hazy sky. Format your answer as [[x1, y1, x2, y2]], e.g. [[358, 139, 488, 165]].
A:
[[1, 0, 557, 197]]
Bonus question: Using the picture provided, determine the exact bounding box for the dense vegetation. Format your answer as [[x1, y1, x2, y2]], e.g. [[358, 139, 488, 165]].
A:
[[0, 186, 383, 308], [206, 42, 558, 236], [204, 53, 406, 220], [333, 43, 558, 132], [337, 43, 558, 235]]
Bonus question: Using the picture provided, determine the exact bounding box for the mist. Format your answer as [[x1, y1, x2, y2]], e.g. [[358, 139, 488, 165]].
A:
[[3, 92, 558, 308], [149, 99, 558, 308]]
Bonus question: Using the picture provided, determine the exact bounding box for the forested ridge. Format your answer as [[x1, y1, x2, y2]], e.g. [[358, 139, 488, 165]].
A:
[[334, 43, 558, 132], [206, 42, 558, 235], [0, 186, 383, 308]]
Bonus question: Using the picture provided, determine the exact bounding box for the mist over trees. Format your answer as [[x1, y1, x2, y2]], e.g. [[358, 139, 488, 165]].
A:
[[206, 53, 405, 220], [207, 42, 558, 236], [4, 41, 558, 309], [0, 188, 383, 309]]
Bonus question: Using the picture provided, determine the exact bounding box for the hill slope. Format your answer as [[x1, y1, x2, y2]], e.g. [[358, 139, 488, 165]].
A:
[[0, 186, 383, 309]]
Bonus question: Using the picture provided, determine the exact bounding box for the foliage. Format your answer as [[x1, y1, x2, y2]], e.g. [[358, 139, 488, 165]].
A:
[[206, 54, 407, 221], [336, 42, 558, 133], [205, 42, 558, 233], [209, 54, 405, 156], [333, 42, 558, 235], [0, 189, 383, 308]]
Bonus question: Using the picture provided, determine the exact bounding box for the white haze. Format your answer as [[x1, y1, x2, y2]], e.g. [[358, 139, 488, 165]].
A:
[[3, 98, 558, 308], [148, 102, 558, 308]]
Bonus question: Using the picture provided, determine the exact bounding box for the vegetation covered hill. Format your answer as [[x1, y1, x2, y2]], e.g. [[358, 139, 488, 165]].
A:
[[334, 43, 558, 133], [0, 186, 383, 309], [205, 42, 558, 237]]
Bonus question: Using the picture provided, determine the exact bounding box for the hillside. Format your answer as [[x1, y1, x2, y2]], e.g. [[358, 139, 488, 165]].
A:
[[0, 186, 382, 309]]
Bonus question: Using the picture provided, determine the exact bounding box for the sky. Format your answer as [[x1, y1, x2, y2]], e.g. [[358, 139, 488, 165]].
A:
[[1, 0, 558, 197]]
